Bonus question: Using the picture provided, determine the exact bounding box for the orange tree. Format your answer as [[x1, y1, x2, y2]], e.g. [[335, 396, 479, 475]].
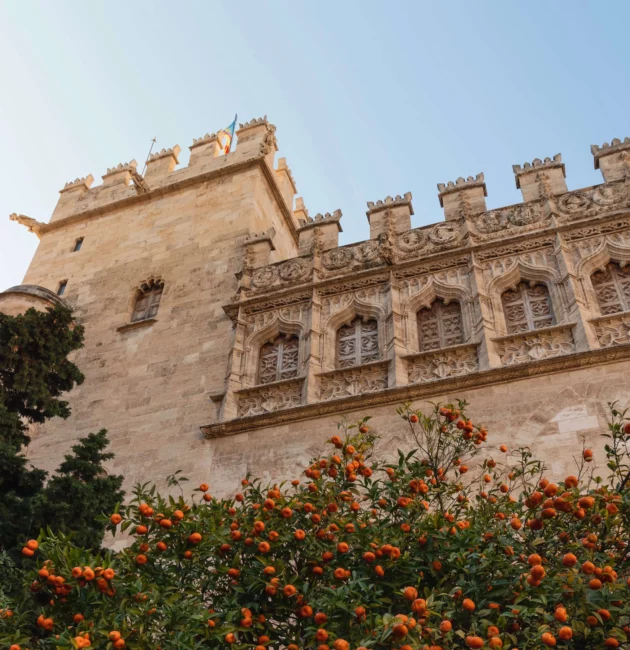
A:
[[1, 400, 629, 650]]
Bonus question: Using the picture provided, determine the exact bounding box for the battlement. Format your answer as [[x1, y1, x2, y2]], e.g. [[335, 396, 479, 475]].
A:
[[591, 138, 630, 183], [31, 116, 296, 233], [10, 123, 630, 265], [233, 132, 630, 303]]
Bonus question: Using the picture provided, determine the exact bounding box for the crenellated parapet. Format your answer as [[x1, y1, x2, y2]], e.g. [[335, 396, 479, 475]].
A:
[[296, 210, 343, 255], [512, 154, 567, 201], [366, 192, 413, 238], [592, 138, 630, 182], [437, 174, 487, 221], [31, 116, 298, 237]]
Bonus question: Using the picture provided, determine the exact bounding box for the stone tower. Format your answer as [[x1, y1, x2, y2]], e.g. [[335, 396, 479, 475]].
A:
[[4, 124, 630, 498]]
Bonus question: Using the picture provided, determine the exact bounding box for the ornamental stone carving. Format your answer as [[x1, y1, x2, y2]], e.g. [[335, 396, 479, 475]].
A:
[[494, 324, 575, 366], [428, 222, 459, 245], [237, 378, 304, 417], [251, 258, 312, 291], [474, 203, 544, 236], [395, 222, 461, 258], [407, 343, 479, 384], [319, 362, 388, 401], [557, 182, 629, 220], [590, 312, 630, 348], [397, 229, 426, 253]]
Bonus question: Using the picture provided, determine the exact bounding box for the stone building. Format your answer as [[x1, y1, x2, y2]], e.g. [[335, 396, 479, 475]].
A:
[[3, 119, 630, 496]]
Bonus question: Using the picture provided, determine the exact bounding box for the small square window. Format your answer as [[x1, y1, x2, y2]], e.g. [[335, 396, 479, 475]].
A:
[[57, 280, 67, 296], [73, 238, 84, 252]]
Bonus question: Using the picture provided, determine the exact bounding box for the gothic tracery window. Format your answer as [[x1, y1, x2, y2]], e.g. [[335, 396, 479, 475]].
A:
[[501, 281, 555, 334], [337, 317, 379, 368], [131, 279, 164, 322], [591, 262, 630, 315], [258, 334, 299, 384], [417, 299, 463, 351]]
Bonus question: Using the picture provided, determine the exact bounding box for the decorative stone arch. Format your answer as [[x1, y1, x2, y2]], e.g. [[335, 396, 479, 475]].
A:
[[575, 239, 630, 314], [320, 297, 386, 372], [126, 275, 165, 321], [242, 314, 307, 387], [487, 260, 564, 337], [402, 276, 473, 353]]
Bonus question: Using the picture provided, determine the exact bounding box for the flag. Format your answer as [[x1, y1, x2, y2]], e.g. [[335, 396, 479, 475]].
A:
[[216, 114, 237, 156]]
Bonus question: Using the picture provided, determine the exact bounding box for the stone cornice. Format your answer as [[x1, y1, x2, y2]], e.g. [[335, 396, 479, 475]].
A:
[[200, 342, 630, 438], [36, 155, 299, 245]]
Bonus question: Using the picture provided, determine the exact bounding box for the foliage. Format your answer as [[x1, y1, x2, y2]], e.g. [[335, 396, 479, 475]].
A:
[[1, 402, 629, 650], [0, 307, 123, 557]]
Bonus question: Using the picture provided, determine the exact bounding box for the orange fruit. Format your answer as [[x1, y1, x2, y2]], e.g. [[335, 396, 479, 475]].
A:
[[558, 627, 572, 641], [462, 598, 475, 612]]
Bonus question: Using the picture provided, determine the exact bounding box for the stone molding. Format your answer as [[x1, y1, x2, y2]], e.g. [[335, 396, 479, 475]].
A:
[[236, 377, 304, 417], [492, 323, 576, 367], [201, 342, 630, 438], [589, 311, 630, 348], [318, 360, 389, 401], [404, 342, 479, 384]]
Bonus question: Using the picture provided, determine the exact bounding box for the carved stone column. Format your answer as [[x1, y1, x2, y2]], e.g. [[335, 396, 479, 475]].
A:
[[304, 287, 323, 404], [387, 271, 408, 386], [220, 305, 248, 421], [554, 233, 601, 351], [468, 253, 502, 369]]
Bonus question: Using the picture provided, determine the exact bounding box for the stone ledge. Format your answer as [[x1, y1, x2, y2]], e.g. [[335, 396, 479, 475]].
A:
[[200, 342, 630, 439], [116, 318, 157, 333]]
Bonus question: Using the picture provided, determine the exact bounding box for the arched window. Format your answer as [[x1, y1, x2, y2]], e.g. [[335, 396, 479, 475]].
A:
[[337, 317, 379, 368], [591, 262, 630, 315], [132, 279, 164, 322], [417, 299, 463, 351], [501, 281, 555, 334], [258, 334, 299, 384]]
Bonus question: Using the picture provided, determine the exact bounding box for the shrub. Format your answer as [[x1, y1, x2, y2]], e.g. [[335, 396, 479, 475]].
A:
[[1, 401, 629, 650]]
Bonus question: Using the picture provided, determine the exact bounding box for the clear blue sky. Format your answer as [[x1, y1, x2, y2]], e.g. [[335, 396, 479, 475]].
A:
[[1, 1, 628, 289]]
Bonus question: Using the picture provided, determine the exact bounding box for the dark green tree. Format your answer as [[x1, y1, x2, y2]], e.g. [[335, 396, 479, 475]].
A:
[[36, 430, 124, 550], [0, 306, 124, 557]]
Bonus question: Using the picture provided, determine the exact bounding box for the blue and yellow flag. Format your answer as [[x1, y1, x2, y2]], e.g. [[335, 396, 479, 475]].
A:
[[216, 114, 237, 156]]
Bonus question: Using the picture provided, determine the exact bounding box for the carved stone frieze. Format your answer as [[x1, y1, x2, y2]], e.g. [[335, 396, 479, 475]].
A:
[[493, 324, 575, 366], [482, 247, 557, 280], [319, 361, 388, 401], [556, 181, 629, 222], [562, 218, 630, 243], [247, 303, 309, 331], [395, 222, 462, 259], [471, 202, 548, 243], [590, 312, 630, 348], [321, 285, 384, 320], [317, 274, 390, 298], [240, 293, 312, 316], [251, 257, 313, 292], [474, 237, 557, 262], [321, 240, 385, 276], [400, 266, 469, 300], [406, 343, 479, 384], [236, 378, 304, 417]]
